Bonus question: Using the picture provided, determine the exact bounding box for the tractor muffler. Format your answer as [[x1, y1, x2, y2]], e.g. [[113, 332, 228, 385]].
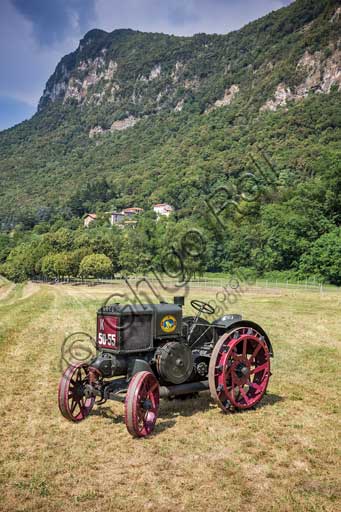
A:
[[159, 380, 209, 398]]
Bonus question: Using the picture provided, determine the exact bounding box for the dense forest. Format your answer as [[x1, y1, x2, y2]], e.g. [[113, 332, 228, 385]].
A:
[[0, 0, 340, 283]]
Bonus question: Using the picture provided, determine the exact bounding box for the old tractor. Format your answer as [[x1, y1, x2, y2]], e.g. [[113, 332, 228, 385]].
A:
[[58, 297, 273, 437]]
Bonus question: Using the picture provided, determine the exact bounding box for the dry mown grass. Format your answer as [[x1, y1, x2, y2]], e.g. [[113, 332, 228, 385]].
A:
[[0, 281, 340, 512]]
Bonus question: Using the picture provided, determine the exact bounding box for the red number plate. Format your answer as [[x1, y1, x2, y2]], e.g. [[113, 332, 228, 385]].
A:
[[97, 316, 118, 349]]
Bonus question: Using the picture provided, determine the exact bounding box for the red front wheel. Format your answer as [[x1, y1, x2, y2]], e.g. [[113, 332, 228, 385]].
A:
[[125, 371, 160, 437], [209, 326, 271, 411], [58, 363, 95, 422]]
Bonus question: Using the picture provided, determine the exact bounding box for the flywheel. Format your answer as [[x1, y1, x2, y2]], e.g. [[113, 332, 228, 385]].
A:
[[155, 341, 193, 385]]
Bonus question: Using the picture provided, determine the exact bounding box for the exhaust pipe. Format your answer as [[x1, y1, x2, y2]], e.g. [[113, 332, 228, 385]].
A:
[[159, 380, 209, 398], [174, 296, 185, 307]]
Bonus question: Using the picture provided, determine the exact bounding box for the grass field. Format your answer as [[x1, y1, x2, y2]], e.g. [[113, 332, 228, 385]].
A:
[[0, 278, 340, 512]]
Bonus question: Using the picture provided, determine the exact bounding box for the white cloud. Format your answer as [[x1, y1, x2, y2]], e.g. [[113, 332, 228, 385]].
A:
[[95, 0, 288, 36], [0, 0, 82, 106]]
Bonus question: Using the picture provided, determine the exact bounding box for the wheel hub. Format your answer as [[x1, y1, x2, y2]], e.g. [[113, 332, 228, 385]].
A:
[[235, 362, 250, 378], [141, 399, 153, 410], [74, 383, 84, 400]]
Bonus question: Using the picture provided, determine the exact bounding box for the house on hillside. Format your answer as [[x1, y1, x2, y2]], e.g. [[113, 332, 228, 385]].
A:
[[83, 213, 97, 227], [153, 203, 174, 219], [109, 212, 125, 226], [84, 207, 144, 228], [121, 207, 144, 217]]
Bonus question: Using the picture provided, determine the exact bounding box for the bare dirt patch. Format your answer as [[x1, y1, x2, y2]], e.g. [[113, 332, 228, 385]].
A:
[[0, 281, 15, 301]]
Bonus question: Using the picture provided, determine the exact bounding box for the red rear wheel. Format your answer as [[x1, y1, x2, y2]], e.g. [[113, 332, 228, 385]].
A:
[[209, 327, 271, 411], [125, 371, 159, 438], [58, 363, 95, 422]]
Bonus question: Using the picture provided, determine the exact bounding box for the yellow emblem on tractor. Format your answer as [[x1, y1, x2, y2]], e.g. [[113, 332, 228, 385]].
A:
[[160, 315, 177, 333]]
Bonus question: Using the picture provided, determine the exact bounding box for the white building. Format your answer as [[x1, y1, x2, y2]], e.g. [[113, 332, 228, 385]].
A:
[[153, 203, 174, 219], [109, 208, 144, 228], [109, 212, 125, 225]]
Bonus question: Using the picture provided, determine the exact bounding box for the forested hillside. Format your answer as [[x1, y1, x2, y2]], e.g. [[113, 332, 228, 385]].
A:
[[0, 0, 340, 283]]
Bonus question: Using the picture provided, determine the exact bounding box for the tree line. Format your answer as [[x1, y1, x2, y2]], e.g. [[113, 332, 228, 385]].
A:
[[1, 189, 341, 284]]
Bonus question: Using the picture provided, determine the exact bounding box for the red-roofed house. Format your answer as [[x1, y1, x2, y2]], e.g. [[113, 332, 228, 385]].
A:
[[121, 207, 144, 218], [83, 213, 97, 227]]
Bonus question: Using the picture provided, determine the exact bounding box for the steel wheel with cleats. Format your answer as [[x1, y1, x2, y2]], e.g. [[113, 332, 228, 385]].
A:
[[58, 363, 95, 422], [125, 371, 160, 437], [209, 326, 271, 411]]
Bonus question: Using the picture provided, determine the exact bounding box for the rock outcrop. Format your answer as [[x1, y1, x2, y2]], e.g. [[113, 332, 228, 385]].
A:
[[205, 85, 239, 113], [89, 116, 140, 137], [261, 47, 341, 112]]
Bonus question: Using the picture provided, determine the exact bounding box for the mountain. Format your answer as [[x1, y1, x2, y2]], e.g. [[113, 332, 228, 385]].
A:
[[0, 0, 340, 283]]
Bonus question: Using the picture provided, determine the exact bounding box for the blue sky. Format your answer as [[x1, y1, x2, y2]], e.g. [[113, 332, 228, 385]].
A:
[[0, 0, 293, 131]]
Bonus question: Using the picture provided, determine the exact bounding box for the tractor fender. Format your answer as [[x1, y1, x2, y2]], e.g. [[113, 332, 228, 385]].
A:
[[215, 319, 274, 357], [128, 358, 153, 377]]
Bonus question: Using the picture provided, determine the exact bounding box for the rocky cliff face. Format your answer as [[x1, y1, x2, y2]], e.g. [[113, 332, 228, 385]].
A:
[[37, 2, 341, 137], [38, 30, 196, 116], [261, 45, 341, 112]]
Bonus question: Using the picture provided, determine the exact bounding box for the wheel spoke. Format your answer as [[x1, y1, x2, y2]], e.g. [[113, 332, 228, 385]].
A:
[[150, 382, 159, 393], [71, 399, 79, 413], [250, 343, 262, 362], [250, 362, 269, 375], [239, 386, 250, 405], [250, 382, 262, 392]]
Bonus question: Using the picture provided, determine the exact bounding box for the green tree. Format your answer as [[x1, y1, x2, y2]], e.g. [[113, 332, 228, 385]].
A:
[[40, 255, 58, 279], [1, 243, 36, 281], [252, 198, 332, 272], [41, 253, 75, 278], [299, 228, 341, 285], [79, 253, 113, 278], [118, 225, 154, 275]]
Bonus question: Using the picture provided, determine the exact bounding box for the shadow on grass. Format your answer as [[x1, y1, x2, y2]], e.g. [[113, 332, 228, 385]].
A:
[[90, 404, 177, 435], [158, 392, 284, 419], [90, 392, 285, 432], [91, 406, 124, 424], [158, 393, 212, 420], [258, 392, 284, 409]]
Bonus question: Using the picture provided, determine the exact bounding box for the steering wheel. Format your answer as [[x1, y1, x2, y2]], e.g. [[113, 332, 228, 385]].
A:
[[191, 299, 215, 315]]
